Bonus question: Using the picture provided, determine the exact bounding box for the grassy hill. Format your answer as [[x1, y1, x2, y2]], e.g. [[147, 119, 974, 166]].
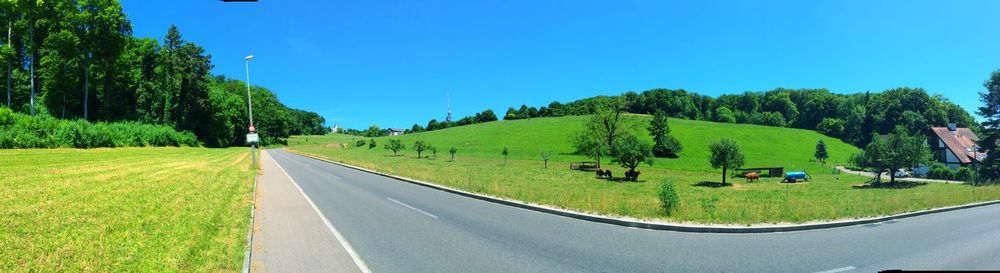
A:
[[304, 115, 859, 174], [287, 116, 999, 224]]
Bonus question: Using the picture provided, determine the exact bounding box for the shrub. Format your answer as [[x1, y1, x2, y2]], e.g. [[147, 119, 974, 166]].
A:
[[955, 167, 974, 182], [659, 181, 680, 215], [927, 163, 956, 180], [0, 109, 198, 149], [355, 139, 366, 147]]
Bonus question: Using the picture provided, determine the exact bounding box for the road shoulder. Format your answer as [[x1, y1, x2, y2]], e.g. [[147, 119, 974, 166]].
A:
[[249, 150, 365, 273]]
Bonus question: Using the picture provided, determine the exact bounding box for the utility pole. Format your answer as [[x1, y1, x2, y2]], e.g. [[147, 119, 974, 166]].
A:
[[245, 55, 257, 168]]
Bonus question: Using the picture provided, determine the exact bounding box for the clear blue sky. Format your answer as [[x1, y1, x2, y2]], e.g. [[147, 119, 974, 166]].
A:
[[121, 0, 999, 129]]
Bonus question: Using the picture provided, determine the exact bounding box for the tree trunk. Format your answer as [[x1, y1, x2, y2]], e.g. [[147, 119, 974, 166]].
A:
[[83, 57, 89, 120], [6, 22, 10, 107], [29, 22, 35, 117], [722, 166, 727, 185]]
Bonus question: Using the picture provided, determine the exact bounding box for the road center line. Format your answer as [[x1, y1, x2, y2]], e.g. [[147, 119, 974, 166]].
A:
[[387, 197, 439, 219], [328, 173, 342, 180], [813, 266, 855, 273], [268, 152, 373, 273]]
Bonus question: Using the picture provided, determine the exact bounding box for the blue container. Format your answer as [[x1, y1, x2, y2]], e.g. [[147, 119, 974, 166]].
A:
[[784, 171, 807, 181]]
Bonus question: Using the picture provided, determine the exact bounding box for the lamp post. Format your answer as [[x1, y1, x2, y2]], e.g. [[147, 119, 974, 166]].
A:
[[245, 55, 256, 168], [973, 145, 980, 187]]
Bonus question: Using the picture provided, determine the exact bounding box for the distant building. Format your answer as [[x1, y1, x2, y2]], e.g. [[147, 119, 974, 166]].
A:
[[388, 128, 405, 136], [330, 124, 339, 133], [929, 123, 985, 169]]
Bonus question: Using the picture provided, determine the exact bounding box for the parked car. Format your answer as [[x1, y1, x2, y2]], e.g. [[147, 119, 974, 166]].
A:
[[893, 169, 911, 178]]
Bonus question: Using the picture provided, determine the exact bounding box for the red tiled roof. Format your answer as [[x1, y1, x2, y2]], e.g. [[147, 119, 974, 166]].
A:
[[930, 127, 980, 164]]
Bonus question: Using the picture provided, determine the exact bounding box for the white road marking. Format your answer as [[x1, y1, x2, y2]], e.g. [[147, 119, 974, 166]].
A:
[[814, 266, 855, 273], [387, 197, 439, 219], [268, 153, 373, 273], [328, 173, 342, 180]]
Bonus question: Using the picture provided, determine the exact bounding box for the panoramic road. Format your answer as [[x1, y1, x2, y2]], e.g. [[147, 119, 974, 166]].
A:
[[266, 149, 1000, 273]]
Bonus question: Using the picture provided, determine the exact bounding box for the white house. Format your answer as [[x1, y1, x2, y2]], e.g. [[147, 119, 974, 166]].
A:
[[388, 128, 405, 136], [929, 124, 985, 169]]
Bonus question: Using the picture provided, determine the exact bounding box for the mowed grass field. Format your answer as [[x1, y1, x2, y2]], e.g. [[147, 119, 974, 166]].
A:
[[0, 148, 255, 272], [288, 115, 1000, 225]]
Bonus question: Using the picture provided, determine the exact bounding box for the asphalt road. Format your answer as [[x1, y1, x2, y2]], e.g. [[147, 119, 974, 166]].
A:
[[267, 149, 1000, 273]]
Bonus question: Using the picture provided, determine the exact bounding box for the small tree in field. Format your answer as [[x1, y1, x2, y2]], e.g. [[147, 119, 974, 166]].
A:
[[612, 133, 655, 181], [502, 147, 509, 165], [649, 110, 683, 157], [429, 145, 438, 159], [386, 139, 405, 155], [413, 140, 429, 158], [858, 126, 930, 184], [571, 129, 607, 168], [815, 139, 829, 164], [709, 138, 745, 185], [368, 139, 377, 150], [541, 152, 551, 169], [449, 147, 457, 161]]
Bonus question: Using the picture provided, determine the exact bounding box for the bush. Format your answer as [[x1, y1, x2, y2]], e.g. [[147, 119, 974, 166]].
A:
[[658, 180, 681, 215], [355, 139, 366, 147], [927, 163, 956, 180], [0, 108, 199, 149], [955, 167, 974, 182]]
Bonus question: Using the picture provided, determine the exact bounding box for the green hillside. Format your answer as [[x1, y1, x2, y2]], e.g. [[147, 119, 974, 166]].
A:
[[348, 115, 859, 174], [287, 116, 999, 224]]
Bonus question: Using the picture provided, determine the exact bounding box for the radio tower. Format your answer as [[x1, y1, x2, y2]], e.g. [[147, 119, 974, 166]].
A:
[[445, 91, 453, 122]]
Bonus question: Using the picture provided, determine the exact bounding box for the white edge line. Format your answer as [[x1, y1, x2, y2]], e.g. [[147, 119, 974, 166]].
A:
[[267, 152, 373, 273], [387, 197, 439, 219], [813, 266, 855, 273]]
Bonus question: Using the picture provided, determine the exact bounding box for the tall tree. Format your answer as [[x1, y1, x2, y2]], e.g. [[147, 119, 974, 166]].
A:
[[75, 0, 130, 120], [977, 70, 1000, 180]]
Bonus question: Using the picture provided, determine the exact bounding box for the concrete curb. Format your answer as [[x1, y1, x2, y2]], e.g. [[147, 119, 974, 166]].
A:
[[287, 149, 1000, 234], [241, 165, 259, 273]]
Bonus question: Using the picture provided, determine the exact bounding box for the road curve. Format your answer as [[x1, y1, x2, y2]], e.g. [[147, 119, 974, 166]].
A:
[[267, 149, 1000, 273]]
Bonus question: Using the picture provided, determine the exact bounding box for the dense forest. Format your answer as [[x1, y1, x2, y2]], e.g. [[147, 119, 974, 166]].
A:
[[366, 87, 975, 148], [0, 0, 326, 147]]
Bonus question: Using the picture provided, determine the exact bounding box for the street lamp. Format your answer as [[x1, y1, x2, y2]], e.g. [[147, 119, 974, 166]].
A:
[[245, 54, 257, 168], [245, 55, 255, 128], [972, 145, 980, 186]]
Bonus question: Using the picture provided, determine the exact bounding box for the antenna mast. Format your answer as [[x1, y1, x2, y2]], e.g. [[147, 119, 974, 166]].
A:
[[446, 91, 453, 122]]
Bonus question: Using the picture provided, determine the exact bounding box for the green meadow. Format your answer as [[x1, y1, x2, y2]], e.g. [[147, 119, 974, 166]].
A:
[[288, 115, 1000, 225], [0, 148, 254, 272]]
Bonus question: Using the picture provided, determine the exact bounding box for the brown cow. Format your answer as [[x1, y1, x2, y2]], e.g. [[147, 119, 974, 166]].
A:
[[745, 172, 760, 182]]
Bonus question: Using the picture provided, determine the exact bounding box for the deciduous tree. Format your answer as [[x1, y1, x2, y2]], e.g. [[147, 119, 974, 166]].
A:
[[709, 138, 745, 185]]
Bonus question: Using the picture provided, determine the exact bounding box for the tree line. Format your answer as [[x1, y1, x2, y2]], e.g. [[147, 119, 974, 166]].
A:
[[0, 1, 326, 147], [365, 87, 974, 149]]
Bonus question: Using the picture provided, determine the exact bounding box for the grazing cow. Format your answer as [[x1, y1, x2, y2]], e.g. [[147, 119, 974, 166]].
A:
[[596, 168, 607, 179], [602, 169, 612, 180], [624, 170, 642, 182], [745, 172, 760, 182]]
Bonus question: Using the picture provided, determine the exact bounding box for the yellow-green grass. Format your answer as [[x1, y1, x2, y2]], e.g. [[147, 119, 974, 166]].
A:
[[288, 116, 1000, 225], [0, 148, 255, 272]]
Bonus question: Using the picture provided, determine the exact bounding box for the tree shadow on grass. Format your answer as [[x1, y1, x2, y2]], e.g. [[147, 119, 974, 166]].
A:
[[692, 181, 732, 188], [852, 181, 928, 189], [601, 178, 644, 183]]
